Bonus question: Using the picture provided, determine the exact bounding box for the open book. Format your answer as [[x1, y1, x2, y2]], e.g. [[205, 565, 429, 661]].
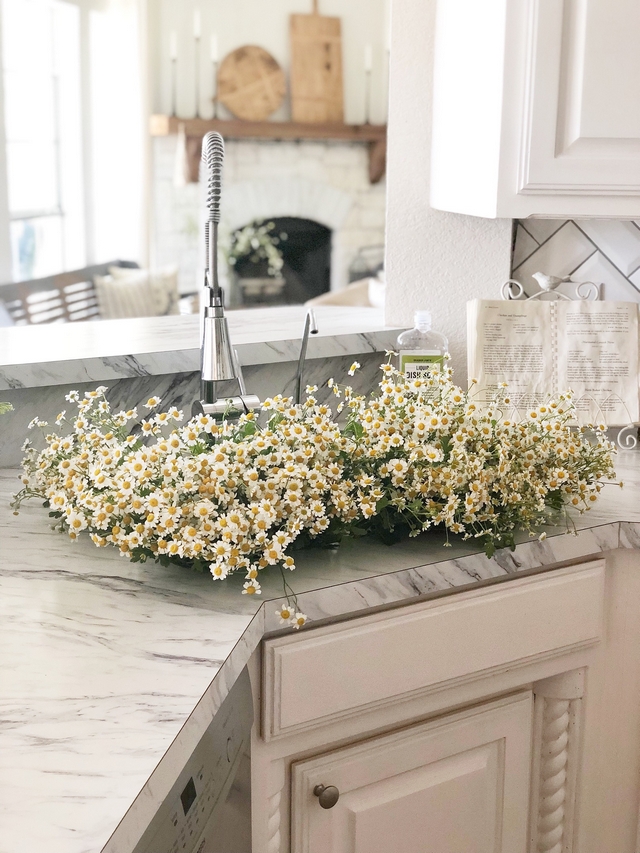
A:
[[467, 299, 639, 425]]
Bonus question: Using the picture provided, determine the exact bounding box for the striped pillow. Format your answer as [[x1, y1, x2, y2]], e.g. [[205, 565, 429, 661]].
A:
[[109, 266, 179, 316], [94, 267, 179, 319], [94, 272, 157, 319]]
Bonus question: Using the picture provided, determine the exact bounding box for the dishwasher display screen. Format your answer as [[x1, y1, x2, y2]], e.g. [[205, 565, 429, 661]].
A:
[[180, 777, 197, 816]]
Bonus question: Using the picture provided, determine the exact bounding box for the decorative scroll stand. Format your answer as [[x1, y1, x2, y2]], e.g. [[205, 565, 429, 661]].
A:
[[502, 274, 639, 450]]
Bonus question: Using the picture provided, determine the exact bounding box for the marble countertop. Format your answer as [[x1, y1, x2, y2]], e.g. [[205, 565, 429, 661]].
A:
[[1, 455, 639, 853], [0, 306, 402, 391]]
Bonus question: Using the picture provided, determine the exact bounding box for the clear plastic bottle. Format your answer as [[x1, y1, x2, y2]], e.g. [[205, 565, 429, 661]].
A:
[[396, 311, 448, 378]]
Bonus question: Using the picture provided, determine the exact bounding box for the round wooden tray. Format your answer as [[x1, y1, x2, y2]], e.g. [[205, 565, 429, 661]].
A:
[[217, 45, 286, 121]]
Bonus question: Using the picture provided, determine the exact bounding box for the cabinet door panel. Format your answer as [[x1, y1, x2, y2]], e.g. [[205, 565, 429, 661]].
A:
[[346, 744, 501, 853], [523, 0, 640, 194], [291, 692, 532, 853]]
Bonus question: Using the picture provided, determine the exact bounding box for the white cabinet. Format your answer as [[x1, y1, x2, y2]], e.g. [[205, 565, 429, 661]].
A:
[[430, 0, 640, 218], [290, 693, 532, 853], [252, 562, 609, 853]]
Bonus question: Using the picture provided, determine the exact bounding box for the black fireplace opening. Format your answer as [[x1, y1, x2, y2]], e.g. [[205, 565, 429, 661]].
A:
[[233, 217, 331, 306]]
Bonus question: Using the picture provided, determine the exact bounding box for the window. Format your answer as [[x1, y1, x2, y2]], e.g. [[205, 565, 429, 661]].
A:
[[2, 0, 85, 281], [0, 0, 146, 286]]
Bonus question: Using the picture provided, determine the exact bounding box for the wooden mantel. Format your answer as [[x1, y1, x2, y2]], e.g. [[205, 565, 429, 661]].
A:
[[149, 115, 387, 184]]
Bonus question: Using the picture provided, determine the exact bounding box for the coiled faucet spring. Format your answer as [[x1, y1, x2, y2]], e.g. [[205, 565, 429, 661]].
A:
[[202, 131, 224, 294], [202, 131, 224, 223]]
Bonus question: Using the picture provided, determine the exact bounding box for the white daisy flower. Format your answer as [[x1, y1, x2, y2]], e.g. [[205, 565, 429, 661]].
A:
[[276, 604, 293, 624], [291, 612, 308, 629], [242, 579, 261, 596]]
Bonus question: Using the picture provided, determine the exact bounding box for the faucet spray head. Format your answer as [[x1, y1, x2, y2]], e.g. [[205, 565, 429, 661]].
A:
[[199, 131, 236, 389], [202, 131, 224, 298]]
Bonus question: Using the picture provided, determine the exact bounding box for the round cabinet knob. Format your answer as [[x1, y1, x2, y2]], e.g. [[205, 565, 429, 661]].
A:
[[313, 784, 340, 809]]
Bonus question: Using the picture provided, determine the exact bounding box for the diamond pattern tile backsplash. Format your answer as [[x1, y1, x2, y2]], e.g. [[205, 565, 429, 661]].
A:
[[512, 220, 640, 301]]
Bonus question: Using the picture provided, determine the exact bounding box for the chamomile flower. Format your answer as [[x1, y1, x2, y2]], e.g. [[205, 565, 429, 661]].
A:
[[242, 579, 261, 595], [276, 604, 293, 624], [210, 563, 228, 580], [291, 612, 308, 629]]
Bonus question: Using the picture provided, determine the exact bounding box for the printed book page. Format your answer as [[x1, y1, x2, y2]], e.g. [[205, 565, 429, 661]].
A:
[[556, 300, 639, 425], [467, 299, 555, 410], [467, 298, 640, 425]]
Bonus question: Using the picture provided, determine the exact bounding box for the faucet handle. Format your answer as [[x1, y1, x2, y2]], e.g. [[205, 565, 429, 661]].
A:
[[295, 309, 319, 405], [192, 394, 261, 419]]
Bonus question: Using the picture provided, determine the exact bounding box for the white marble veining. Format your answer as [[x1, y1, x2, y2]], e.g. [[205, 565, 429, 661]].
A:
[[0, 306, 402, 391], [0, 349, 386, 467], [1, 454, 640, 853]]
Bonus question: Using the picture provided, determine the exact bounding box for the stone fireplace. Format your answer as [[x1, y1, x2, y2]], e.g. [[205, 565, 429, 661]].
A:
[[231, 216, 332, 306], [151, 137, 386, 298]]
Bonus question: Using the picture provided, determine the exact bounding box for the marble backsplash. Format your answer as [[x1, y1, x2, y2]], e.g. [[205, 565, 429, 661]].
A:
[[512, 219, 640, 301], [0, 351, 387, 467]]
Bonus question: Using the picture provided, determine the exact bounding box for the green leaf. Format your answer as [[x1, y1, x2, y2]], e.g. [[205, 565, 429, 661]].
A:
[[268, 413, 285, 430], [343, 420, 365, 440], [484, 539, 496, 559]]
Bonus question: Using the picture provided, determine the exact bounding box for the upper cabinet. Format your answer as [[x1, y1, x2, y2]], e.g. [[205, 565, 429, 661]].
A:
[[429, 0, 640, 219]]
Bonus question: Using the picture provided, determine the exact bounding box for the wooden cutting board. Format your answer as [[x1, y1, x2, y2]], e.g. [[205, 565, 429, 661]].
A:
[[290, 0, 344, 123], [217, 45, 286, 121]]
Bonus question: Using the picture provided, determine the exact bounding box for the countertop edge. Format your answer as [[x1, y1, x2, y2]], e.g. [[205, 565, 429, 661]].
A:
[[0, 309, 404, 391]]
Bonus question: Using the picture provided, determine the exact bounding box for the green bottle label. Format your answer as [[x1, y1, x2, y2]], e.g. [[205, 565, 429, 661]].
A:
[[399, 351, 443, 379]]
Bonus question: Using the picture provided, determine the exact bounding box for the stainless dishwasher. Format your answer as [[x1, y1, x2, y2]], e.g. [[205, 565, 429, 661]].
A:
[[132, 667, 253, 853]]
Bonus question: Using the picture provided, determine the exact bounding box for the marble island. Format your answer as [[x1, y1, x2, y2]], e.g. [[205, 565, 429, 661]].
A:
[[0, 306, 400, 391], [1, 455, 640, 853], [0, 306, 402, 468]]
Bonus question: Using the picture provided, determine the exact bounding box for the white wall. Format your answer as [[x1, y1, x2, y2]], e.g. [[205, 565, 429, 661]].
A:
[[384, 0, 512, 379], [150, 0, 389, 125]]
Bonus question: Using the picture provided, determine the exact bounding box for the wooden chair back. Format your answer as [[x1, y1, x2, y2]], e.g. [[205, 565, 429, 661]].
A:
[[0, 260, 139, 325]]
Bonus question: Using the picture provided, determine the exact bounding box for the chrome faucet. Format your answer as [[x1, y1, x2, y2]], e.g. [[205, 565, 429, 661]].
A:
[[192, 132, 320, 419], [193, 132, 260, 419]]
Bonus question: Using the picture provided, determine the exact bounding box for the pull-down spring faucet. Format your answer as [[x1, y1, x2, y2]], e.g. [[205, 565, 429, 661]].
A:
[[193, 132, 320, 420], [193, 132, 260, 418]]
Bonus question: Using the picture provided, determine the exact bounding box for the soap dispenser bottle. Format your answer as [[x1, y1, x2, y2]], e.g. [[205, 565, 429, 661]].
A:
[[396, 311, 448, 378]]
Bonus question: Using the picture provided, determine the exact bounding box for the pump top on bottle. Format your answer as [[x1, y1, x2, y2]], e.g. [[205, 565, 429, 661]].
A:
[[396, 311, 448, 378]]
